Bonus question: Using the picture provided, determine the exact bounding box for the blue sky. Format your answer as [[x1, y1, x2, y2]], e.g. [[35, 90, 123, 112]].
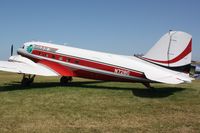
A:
[[0, 0, 200, 61]]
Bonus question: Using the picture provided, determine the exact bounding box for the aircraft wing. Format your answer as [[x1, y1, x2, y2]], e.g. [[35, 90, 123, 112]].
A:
[[0, 55, 59, 76]]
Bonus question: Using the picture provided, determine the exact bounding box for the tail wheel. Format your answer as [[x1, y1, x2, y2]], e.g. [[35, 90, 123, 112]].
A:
[[142, 82, 154, 89]]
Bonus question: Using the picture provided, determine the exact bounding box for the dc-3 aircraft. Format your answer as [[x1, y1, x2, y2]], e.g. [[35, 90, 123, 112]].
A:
[[0, 31, 193, 88]]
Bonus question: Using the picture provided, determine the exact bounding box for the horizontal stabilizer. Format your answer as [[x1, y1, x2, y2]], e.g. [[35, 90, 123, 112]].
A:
[[144, 67, 192, 84]]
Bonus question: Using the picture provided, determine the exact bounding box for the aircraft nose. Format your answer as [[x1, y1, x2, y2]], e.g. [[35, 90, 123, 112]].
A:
[[17, 48, 24, 55]]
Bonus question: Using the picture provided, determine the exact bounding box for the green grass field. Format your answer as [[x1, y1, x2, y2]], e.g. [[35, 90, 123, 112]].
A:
[[0, 72, 199, 133]]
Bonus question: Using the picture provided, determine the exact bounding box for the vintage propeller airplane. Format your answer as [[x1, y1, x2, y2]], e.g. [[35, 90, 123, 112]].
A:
[[0, 31, 193, 88]]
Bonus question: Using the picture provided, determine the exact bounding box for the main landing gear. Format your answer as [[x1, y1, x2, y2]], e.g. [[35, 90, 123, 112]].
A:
[[60, 76, 73, 85], [21, 74, 36, 86], [20, 75, 72, 86]]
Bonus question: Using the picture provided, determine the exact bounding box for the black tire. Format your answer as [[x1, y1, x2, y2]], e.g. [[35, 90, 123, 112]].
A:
[[21, 78, 31, 86], [60, 76, 72, 86]]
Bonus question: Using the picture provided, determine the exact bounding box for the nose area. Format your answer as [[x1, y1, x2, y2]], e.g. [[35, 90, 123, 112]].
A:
[[17, 44, 31, 55]]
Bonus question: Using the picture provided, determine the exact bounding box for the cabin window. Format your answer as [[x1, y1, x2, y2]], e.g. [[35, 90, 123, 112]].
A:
[[59, 56, 63, 61], [75, 60, 79, 64], [67, 58, 71, 62], [52, 54, 55, 59]]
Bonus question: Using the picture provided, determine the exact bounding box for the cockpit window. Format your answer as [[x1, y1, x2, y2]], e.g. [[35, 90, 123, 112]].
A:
[[27, 45, 34, 53]]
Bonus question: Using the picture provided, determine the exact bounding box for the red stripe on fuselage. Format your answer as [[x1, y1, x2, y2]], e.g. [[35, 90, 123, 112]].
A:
[[142, 39, 192, 64], [30, 49, 146, 80]]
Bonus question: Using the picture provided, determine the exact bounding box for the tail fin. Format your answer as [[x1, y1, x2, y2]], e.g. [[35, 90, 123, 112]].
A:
[[141, 31, 192, 73]]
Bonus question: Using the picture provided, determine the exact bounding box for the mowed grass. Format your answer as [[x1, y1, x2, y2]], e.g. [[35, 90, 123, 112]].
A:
[[0, 72, 199, 133]]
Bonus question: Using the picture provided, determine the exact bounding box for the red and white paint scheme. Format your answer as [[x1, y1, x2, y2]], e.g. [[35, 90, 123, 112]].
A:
[[0, 31, 193, 87]]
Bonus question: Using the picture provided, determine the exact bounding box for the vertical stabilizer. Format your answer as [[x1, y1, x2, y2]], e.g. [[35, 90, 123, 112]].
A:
[[141, 31, 192, 73]]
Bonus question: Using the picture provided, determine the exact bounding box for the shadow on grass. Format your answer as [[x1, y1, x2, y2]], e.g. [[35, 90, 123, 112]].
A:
[[131, 87, 185, 98], [0, 81, 186, 98]]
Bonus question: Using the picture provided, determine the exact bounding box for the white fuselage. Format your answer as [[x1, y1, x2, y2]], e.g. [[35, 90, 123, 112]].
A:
[[16, 41, 186, 83]]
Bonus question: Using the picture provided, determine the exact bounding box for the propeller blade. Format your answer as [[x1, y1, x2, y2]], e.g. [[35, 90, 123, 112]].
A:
[[11, 44, 13, 56]]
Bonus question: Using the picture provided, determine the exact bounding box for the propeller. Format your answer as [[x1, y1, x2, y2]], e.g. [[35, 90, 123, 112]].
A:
[[11, 44, 13, 56]]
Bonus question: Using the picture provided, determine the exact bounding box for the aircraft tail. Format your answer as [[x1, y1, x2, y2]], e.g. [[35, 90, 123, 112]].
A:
[[141, 31, 192, 74]]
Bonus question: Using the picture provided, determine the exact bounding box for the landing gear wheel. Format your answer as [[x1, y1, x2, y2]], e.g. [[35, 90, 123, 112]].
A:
[[21, 74, 35, 86], [60, 76, 72, 86]]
